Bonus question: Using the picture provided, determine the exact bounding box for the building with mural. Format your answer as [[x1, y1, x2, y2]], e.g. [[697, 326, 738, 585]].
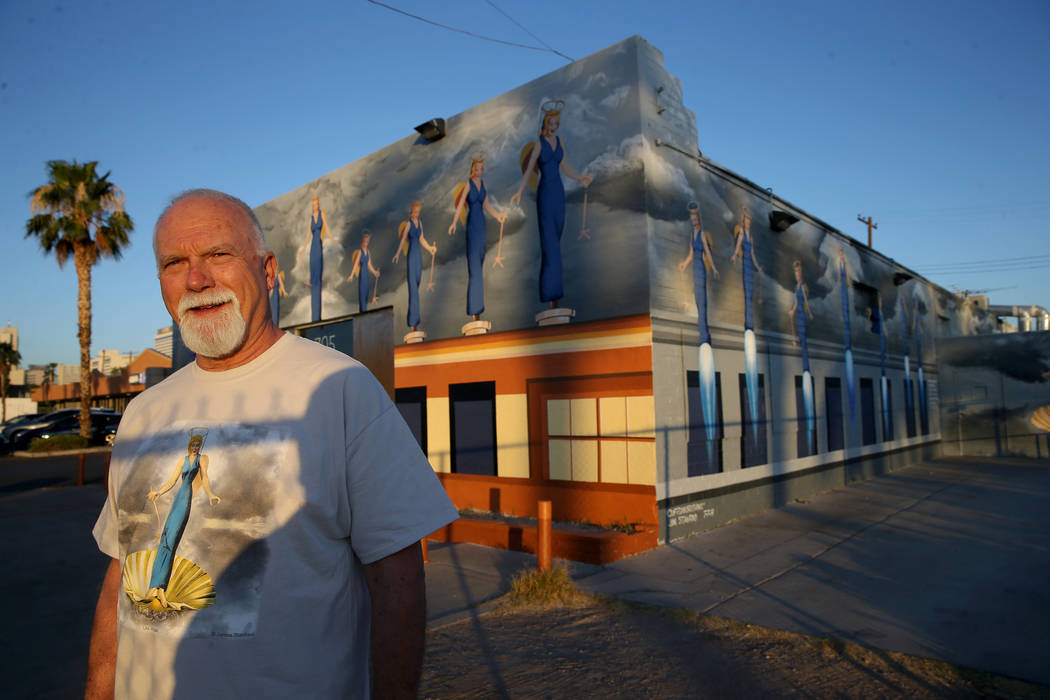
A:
[[254, 36, 1009, 558]]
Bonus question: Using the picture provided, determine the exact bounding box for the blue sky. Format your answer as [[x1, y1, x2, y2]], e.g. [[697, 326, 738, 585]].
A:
[[2, 0, 1047, 367]]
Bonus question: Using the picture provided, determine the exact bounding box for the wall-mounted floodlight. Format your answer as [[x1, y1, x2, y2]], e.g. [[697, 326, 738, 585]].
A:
[[414, 118, 446, 142], [768, 210, 799, 232]]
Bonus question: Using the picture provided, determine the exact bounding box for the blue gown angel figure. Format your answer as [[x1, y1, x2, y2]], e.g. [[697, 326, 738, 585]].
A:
[[269, 268, 286, 327], [510, 100, 593, 309], [449, 154, 507, 321], [139, 429, 221, 611], [296, 195, 330, 322], [393, 201, 437, 331], [789, 260, 816, 455], [915, 298, 927, 433], [348, 231, 380, 313], [838, 247, 857, 426], [900, 295, 915, 435], [867, 292, 892, 441], [678, 202, 720, 460], [729, 207, 764, 434]]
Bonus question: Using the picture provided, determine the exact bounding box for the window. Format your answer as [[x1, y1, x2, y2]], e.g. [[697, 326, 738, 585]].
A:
[[449, 382, 497, 476], [825, 377, 844, 452], [860, 378, 876, 446], [794, 375, 817, 458], [395, 386, 427, 453], [546, 395, 655, 484], [881, 378, 894, 442], [686, 370, 723, 476], [903, 378, 916, 438], [739, 373, 767, 468]]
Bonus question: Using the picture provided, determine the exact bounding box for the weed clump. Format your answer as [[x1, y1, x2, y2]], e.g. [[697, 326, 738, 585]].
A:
[[505, 566, 585, 607]]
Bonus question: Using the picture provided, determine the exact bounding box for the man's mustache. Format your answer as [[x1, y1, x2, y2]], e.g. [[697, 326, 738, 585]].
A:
[[178, 290, 237, 319]]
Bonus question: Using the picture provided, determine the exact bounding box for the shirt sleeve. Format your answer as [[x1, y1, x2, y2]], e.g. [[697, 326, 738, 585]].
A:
[[92, 423, 131, 561], [342, 370, 458, 565]]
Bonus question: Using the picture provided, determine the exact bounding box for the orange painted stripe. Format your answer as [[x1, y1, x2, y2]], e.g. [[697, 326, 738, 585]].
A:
[[396, 344, 653, 396], [395, 313, 650, 361]]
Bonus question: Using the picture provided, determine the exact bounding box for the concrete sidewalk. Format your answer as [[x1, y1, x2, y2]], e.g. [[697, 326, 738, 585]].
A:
[[575, 457, 1050, 686], [2, 455, 1047, 697]]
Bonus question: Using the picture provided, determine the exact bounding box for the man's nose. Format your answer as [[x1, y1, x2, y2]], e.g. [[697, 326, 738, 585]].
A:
[[185, 259, 214, 291]]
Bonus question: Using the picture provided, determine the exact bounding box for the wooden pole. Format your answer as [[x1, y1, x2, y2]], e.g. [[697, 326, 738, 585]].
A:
[[420, 538, 429, 564], [77, 452, 85, 487], [857, 214, 878, 248], [104, 452, 111, 492], [537, 500, 552, 571]]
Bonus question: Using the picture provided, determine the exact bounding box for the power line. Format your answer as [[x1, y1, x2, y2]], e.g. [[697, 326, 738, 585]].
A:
[[924, 263, 1050, 276], [918, 253, 1050, 270], [485, 0, 573, 62], [877, 202, 1044, 218], [366, 0, 571, 59]]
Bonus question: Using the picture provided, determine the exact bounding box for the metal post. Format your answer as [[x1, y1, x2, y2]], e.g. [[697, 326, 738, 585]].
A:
[[104, 452, 111, 492], [537, 500, 552, 571], [77, 453, 85, 487]]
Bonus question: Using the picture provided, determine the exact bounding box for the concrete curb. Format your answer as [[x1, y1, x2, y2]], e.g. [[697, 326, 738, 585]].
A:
[[10, 446, 112, 458]]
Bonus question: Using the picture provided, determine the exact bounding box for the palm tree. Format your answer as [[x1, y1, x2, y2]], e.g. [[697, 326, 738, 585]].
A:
[[0, 342, 21, 423], [26, 160, 133, 438]]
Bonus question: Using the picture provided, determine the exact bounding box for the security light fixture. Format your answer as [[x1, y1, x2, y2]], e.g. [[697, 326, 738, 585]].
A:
[[414, 118, 446, 142]]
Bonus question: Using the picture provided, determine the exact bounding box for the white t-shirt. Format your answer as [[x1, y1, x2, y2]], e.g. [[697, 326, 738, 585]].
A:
[[93, 333, 458, 699]]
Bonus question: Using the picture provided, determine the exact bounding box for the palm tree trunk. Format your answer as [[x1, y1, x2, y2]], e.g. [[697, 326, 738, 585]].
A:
[[75, 244, 93, 439]]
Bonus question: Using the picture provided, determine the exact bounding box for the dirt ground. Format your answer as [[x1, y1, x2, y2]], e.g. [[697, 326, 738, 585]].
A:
[[421, 598, 1047, 699]]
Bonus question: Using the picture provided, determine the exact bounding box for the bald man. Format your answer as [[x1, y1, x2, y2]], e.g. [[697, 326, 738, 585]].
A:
[[87, 190, 456, 699]]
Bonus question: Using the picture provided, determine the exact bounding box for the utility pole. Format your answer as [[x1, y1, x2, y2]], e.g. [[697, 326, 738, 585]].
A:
[[857, 214, 878, 248]]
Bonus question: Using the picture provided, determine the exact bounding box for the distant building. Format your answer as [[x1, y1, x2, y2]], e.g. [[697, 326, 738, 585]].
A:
[[7, 367, 26, 388], [55, 363, 80, 385], [1, 326, 25, 394], [91, 349, 134, 375], [24, 366, 45, 387], [0, 326, 18, 352], [33, 348, 172, 412], [154, 326, 173, 358]]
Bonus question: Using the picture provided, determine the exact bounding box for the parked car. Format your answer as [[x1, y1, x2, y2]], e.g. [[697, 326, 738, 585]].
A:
[[4, 409, 119, 452], [0, 413, 48, 453], [0, 413, 46, 435]]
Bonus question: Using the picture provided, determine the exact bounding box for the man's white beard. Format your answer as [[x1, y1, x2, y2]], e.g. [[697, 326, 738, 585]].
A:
[[177, 289, 247, 359]]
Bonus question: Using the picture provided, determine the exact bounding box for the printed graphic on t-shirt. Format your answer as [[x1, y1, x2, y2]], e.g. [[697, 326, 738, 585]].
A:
[[115, 421, 291, 638]]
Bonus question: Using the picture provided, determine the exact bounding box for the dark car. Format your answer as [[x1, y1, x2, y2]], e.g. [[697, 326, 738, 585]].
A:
[[5, 409, 120, 452], [0, 413, 48, 453], [0, 413, 47, 436]]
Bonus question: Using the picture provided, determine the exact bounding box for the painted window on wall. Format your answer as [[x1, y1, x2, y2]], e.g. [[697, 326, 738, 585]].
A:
[[825, 377, 844, 452], [450, 381, 497, 476], [794, 375, 818, 458], [860, 378, 877, 446], [546, 396, 655, 485], [686, 370, 723, 476], [395, 386, 427, 453], [903, 378, 917, 438], [739, 373, 767, 468]]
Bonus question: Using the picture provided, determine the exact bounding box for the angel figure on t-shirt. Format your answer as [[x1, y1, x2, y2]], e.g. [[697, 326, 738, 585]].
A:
[[122, 428, 221, 614]]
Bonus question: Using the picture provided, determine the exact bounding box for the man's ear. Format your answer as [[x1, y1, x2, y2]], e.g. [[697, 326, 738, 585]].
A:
[[263, 252, 278, 291]]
